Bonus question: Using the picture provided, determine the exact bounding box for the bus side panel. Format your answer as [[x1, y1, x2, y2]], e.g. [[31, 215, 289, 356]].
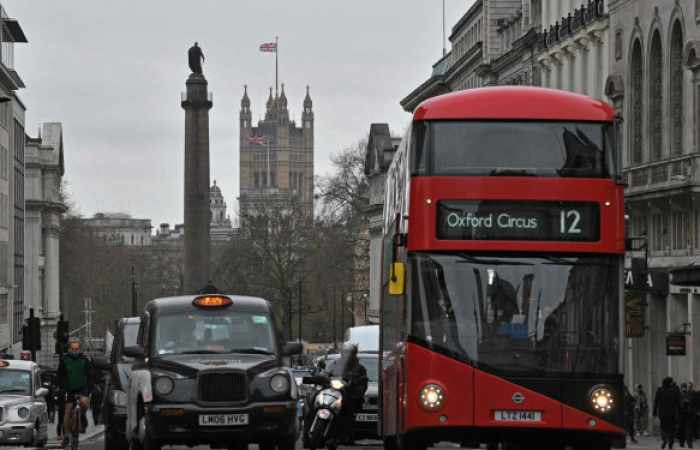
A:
[[473, 368, 563, 429], [404, 343, 474, 431], [381, 349, 401, 437]]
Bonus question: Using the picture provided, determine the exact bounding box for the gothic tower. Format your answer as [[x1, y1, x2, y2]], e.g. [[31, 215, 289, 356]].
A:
[[238, 84, 314, 219]]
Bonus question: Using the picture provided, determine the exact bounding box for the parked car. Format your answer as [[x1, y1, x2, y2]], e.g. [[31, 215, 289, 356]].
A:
[[94, 316, 140, 450], [125, 294, 302, 450], [0, 359, 49, 447]]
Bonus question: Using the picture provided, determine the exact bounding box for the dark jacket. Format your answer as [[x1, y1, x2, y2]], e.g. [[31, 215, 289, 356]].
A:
[[57, 353, 93, 393], [654, 384, 681, 419]]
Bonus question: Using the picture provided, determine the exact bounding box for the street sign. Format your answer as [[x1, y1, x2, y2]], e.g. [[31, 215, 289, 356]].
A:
[[666, 333, 687, 356], [625, 295, 645, 338]]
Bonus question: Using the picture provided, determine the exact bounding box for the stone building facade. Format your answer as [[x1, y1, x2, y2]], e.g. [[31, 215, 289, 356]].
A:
[[79, 213, 152, 247], [209, 180, 235, 241], [603, 0, 700, 410], [536, 0, 609, 100], [238, 85, 314, 219], [24, 123, 65, 365], [364, 124, 400, 323], [0, 3, 27, 354]]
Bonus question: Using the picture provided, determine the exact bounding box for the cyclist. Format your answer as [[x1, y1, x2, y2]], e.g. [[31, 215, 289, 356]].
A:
[[57, 338, 93, 444]]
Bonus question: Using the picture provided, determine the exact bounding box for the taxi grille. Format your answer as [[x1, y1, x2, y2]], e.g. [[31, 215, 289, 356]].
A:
[[200, 372, 246, 402]]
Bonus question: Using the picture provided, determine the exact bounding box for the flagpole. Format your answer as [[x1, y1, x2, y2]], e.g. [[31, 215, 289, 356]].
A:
[[275, 36, 279, 99]]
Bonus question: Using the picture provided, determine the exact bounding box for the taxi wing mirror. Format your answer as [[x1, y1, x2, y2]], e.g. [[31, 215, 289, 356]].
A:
[[282, 342, 303, 356], [123, 345, 145, 359], [92, 356, 111, 371], [35, 387, 49, 398], [389, 262, 406, 295]]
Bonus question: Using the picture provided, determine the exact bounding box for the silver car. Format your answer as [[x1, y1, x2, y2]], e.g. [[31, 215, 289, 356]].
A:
[[0, 359, 49, 447]]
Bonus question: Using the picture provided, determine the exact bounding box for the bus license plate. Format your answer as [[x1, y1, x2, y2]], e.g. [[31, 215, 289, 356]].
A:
[[494, 410, 542, 422], [199, 413, 249, 426], [355, 413, 378, 422]]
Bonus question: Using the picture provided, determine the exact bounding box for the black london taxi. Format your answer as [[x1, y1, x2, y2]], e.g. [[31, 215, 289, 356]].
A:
[[124, 294, 302, 450]]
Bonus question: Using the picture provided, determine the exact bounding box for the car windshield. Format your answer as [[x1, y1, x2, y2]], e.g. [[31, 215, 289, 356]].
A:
[[359, 357, 378, 382], [413, 121, 613, 178], [153, 310, 276, 356], [0, 369, 32, 395], [409, 253, 620, 376]]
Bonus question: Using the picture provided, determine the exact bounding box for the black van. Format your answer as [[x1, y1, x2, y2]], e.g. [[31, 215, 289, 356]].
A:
[[124, 294, 301, 450]]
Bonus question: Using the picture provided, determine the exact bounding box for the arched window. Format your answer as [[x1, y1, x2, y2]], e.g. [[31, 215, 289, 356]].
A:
[[669, 20, 684, 156], [630, 39, 643, 164], [649, 30, 663, 160]]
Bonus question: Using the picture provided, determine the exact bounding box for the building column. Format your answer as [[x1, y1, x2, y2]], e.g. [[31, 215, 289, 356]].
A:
[[44, 213, 60, 318], [689, 292, 696, 382], [542, 0, 549, 28]]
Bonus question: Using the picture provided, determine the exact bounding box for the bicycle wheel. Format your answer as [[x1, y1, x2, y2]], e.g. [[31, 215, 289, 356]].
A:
[[71, 404, 80, 450]]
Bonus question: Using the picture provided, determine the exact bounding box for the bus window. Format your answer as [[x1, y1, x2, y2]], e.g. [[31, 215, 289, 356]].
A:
[[413, 121, 612, 178]]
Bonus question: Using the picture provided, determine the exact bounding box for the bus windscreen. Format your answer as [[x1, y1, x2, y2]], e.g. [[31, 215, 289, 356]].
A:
[[412, 121, 613, 178]]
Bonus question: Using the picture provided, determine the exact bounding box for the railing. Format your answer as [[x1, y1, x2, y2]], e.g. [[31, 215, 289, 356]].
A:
[[537, 0, 605, 50], [624, 154, 697, 193]]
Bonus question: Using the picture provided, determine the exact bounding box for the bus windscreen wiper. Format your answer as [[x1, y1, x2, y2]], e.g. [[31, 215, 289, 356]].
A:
[[489, 169, 538, 176]]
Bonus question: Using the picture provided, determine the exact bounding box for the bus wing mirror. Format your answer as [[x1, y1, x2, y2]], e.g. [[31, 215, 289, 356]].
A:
[[389, 262, 406, 295]]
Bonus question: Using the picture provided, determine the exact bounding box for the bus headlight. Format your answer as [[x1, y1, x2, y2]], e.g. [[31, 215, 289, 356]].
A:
[[420, 384, 445, 411], [590, 386, 613, 412]]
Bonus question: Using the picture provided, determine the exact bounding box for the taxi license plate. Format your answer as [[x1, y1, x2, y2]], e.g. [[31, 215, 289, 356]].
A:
[[494, 410, 542, 422], [355, 413, 378, 422], [199, 413, 249, 426]]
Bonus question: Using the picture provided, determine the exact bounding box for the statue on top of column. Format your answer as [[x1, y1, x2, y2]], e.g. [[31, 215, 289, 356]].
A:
[[188, 42, 205, 74]]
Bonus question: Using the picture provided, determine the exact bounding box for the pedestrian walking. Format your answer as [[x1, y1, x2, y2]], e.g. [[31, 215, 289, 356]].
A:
[[636, 384, 650, 436], [690, 383, 700, 440], [625, 385, 638, 443], [679, 383, 696, 448], [655, 377, 682, 449]]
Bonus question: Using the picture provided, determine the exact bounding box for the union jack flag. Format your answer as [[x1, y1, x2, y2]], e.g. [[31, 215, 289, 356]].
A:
[[259, 42, 277, 52], [247, 135, 266, 145]]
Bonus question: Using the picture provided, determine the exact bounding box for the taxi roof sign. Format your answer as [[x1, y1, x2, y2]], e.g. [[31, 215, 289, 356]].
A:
[[0, 360, 9, 368], [193, 295, 232, 308]]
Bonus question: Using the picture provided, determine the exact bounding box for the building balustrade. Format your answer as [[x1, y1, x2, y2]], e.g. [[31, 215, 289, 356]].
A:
[[539, 0, 605, 50], [624, 154, 698, 195]]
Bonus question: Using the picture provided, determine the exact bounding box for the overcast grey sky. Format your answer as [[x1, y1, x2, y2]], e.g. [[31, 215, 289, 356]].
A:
[[6, 0, 471, 227]]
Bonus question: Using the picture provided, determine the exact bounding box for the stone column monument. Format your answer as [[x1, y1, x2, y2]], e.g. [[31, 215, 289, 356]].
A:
[[181, 42, 212, 293]]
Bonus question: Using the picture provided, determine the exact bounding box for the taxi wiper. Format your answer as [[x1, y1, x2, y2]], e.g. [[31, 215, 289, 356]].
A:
[[229, 348, 275, 355], [0, 388, 27, 394], [177, 350, 224, 355]]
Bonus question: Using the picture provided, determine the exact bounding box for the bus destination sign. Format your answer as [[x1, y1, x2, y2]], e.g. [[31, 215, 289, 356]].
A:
[[437, 200, 600, 241]]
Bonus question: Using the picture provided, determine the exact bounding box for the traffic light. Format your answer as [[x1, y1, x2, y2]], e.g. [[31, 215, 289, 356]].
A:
[[55, 317, 69, 355]]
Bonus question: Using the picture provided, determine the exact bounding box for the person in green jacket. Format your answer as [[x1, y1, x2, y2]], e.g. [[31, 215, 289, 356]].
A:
[[57, 337, 93, 442]]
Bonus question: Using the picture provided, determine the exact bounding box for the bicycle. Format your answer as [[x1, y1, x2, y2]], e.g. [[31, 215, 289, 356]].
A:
[[63, 393, 82, 450]]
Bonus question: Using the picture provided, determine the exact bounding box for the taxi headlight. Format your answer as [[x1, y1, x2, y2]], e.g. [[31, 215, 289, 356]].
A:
[[330, 379, 345, 390], [17, 407, 30, 419], [270, 374, 290, 393], [111, 389, 128, 406], [154, 376, 174, 396], [590, 386, 614, 413], [420, 384, 445, 411]]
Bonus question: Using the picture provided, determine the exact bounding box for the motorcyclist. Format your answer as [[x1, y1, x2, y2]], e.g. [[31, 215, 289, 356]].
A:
[[57, 338, 93, 442], [337, 343, 368, 444]]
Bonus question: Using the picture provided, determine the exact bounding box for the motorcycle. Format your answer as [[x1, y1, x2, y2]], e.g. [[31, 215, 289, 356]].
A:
[[302, 374, 346, 450]]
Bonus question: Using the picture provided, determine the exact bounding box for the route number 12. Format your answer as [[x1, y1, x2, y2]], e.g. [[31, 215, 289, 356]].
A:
[[560, 210, 582, 234]]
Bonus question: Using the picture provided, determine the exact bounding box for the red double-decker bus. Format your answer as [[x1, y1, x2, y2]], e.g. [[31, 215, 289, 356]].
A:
[[379, 87, 625, 450]]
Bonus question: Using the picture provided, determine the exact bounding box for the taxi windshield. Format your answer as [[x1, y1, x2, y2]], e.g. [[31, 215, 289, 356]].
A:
[[0, 369, 32, 395], [153, 310, 276, 356]]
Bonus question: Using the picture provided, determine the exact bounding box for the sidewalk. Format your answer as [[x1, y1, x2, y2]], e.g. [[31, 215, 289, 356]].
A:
[[46, 410, 105, 447], [625, 434, 699, 450]]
